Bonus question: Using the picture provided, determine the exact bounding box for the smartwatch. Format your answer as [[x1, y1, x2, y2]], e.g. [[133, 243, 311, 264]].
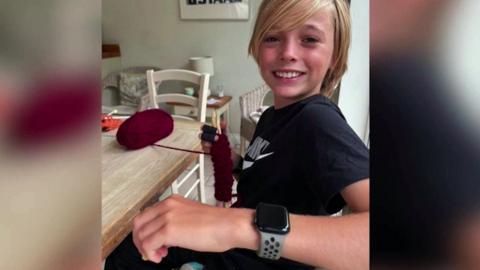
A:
[[254, 202, 290, 260]]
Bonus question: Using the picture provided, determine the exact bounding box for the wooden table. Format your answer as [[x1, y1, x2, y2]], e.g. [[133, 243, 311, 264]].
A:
[[170, 95, 232, 132], [102, 120, 202, 259]]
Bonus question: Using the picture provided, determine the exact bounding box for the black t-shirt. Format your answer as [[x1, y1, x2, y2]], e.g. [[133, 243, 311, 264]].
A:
[[237, 95, 369, 215], [231, 95, 369, 270]]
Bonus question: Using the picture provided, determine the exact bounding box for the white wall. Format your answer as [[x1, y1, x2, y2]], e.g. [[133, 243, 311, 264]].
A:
[[102, 0, 264, 134], [338, 0, 370, 143]]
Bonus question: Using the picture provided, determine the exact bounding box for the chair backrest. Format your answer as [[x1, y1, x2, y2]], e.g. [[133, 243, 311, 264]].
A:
[[239, 84, 271, 119], [146, 69, 209, 122]]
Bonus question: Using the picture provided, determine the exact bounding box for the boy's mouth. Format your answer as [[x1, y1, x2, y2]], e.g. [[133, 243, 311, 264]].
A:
[[273, 70, 306, 79]]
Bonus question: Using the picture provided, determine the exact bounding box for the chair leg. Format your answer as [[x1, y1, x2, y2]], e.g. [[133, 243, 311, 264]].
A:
[[198, 154, 206, 203]]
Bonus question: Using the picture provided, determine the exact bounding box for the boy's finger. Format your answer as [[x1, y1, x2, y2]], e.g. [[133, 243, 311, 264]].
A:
[[201, 141, 212, 148], [142, 227, 169, 263]]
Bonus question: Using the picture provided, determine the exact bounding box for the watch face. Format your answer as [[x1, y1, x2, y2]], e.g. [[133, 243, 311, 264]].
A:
[[256, 203, 290, 234]]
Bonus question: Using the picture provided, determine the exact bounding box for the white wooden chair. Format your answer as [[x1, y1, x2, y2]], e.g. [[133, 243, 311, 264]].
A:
[[239, 84, 271, 156], [146, 69, 210, 203]]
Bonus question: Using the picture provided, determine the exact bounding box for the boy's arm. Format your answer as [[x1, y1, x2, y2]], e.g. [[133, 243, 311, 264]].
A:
[[133, 179, 369, 270], [234, 179, 369, 270]]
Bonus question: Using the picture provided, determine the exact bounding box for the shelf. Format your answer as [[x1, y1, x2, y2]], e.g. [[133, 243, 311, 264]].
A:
[[102, 44, 121, 59]]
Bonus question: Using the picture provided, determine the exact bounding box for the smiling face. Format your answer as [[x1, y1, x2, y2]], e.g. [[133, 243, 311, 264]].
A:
[[257, 10, 335, 108]]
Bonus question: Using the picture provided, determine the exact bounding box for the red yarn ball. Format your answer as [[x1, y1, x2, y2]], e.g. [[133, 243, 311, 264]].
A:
[[116, 109, 174, 150]]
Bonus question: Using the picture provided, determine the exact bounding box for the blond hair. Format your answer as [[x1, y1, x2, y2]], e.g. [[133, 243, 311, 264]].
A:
[[248, 0, 351, 97]]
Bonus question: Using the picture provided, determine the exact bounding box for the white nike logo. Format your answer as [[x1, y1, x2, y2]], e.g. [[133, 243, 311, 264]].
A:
[[255, 152, 274, 160], [242, 152, 274, 170]]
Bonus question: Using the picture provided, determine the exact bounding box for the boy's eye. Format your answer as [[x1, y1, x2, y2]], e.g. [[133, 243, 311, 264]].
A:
[[263, 36, 279, 43], [303, 37, 319, 43]]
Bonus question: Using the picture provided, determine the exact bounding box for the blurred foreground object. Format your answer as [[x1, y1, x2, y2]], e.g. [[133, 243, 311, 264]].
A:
[[371, 0, 480, 269], [0, 0, 101, 269]]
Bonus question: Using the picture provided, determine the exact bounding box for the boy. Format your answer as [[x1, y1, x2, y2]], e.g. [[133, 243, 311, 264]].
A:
[[106, 1, 368, 269]]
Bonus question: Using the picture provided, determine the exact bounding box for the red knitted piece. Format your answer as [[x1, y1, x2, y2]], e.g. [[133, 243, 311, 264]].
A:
[[117, 109, 173, 150], [115, 109, 234, 202], [210, 134, 234, 202]]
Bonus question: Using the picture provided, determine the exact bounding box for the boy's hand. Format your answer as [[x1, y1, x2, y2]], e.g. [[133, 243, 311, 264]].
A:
[[198, 133, 219, 154], [132, 195, 253, 263], [198, 125, 219, 154]]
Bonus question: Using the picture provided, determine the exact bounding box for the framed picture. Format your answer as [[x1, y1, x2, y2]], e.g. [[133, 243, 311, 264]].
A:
[[179, 0, 249, 20]]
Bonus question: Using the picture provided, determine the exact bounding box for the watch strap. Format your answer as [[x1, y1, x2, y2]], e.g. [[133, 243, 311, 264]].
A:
[[257, 231, 285, 260]]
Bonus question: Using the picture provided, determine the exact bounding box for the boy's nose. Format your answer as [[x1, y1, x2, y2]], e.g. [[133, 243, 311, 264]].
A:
[[279, 40, 299, 62]]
